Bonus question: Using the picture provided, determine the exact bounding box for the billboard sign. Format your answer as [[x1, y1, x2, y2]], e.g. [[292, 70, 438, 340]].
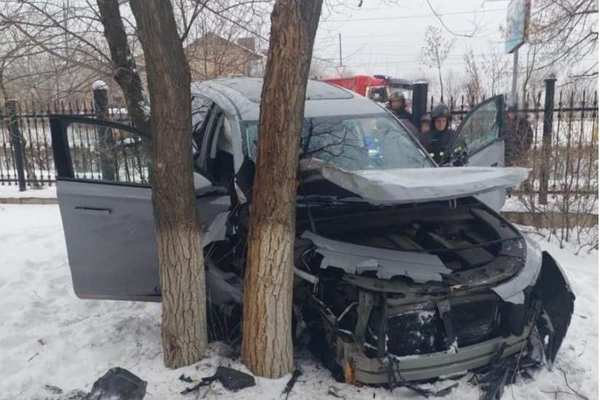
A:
[[506, 0, 531, 53]]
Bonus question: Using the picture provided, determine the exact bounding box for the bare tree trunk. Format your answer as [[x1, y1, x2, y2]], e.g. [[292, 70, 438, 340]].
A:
[[241, 0, 322, 378], [437, 63, 444, 100], [96, 0, 150, 137], [0, 69, 8, 104], [129, 0, 207, 368], [435, 48, 444, 100]]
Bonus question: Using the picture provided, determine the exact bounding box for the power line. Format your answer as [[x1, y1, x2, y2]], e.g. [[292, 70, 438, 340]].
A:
[[318, 32, 502, 41], [425, 0, 479, 38], [335, 52, 509, 59], [336, 55, 598, 68], [323, 8, 505, 23]]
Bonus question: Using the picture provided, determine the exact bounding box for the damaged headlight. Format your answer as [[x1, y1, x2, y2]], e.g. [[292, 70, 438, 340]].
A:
[[492, 236, 542, 304]]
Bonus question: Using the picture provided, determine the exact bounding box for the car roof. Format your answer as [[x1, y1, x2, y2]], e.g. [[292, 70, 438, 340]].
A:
[[191, 77, 387, 121]]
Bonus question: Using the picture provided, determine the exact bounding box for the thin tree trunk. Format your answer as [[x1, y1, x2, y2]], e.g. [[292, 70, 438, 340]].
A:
[[437, 65, 444, 100], [0, 69, 8, 105], [434, 47, 444, 100], [96, 0, 150, 138], [129, 0, 207, 368], [241, 0, 322, 378]]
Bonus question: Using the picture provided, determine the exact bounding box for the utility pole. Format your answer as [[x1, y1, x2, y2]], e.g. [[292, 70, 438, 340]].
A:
[[510, 48, 519, 106], [539, 75, 556, 205], [506, 0, 531, 107]]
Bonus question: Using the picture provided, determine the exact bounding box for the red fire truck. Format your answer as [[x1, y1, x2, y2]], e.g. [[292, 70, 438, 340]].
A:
[[322, 75, 413, 104]]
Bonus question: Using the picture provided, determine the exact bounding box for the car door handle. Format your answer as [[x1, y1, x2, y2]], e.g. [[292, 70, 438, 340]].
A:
[[74, 206, 112, 215]]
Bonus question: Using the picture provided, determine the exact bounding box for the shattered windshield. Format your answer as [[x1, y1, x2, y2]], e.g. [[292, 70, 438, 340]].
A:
[[243, 115, 433, 170]]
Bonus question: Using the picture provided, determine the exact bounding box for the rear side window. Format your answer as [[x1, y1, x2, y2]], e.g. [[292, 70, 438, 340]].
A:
[[192, 96, 213, 146], [55, 120, 151, 185]]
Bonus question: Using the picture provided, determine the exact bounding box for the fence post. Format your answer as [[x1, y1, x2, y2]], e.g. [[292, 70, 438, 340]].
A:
[[539, 76, 556, 205], [411, 80, 428, 128], [93, 80, 116, 181], [6, 100, 26, 191]]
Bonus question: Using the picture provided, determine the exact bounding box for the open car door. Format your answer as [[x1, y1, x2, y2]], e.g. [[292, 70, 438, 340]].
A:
[[454, 95, 507, 210], [50, 116, 160, 301], [455, 95, 505, 167], [51, 114, 231, 301]]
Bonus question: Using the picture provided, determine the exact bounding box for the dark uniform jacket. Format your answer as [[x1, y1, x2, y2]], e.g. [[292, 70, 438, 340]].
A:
[[418, 129, 467, 166], [391, 108, 413, 120], [502, 115, 533, 166]]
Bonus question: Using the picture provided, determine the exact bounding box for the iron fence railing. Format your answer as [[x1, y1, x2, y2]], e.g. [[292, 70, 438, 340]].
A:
[[428, 82, 598, 200], [1, 82, 598, 210], [424, 80, 597, 244], [0, 98, 129, 189]]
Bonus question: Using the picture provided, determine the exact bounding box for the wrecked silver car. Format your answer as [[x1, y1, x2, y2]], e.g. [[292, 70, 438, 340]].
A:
[[49, 78, 574, 387]]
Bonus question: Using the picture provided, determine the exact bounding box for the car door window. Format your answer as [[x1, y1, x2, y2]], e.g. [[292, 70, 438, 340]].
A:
[[197, 105, 225, 181], [53, 118, 151, 185], [456, 96, 504, 155]]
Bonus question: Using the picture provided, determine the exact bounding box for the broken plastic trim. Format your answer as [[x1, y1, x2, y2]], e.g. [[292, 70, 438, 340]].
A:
[[301, 231, 452, 283], [533, 252, 575, 364]]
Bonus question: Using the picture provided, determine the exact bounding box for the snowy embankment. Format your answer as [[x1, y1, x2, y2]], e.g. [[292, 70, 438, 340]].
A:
[[0, 185, 56, 199], [0, 204, 597, 400]]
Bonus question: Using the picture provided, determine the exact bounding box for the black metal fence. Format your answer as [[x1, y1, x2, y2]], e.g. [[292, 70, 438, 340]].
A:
[[427, 80, 598, 202], [1, 80, 598, 205], [0, 96, 129, 190], [423, 79, 597, 246]]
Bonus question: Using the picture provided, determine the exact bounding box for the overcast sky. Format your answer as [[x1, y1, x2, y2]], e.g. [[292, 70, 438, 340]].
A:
[[313, 0, 511, 79]]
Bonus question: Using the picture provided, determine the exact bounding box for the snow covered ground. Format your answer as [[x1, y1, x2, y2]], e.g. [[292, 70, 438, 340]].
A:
[[0, 185, 56, 199], [0, 204, 597, 400]]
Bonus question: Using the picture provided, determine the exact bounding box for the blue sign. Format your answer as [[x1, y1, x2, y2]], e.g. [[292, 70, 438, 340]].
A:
[[506, 0, 531, 53]]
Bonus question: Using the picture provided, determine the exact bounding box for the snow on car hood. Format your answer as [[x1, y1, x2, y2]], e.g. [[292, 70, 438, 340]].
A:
[[300, 159, 530, 205]]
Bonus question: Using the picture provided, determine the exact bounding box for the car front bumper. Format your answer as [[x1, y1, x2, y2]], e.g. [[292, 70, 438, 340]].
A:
[[336, 331, 529, 384]]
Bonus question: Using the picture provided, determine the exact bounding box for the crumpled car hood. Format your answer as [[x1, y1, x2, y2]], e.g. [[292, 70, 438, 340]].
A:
[[300, 159, 530, 205]]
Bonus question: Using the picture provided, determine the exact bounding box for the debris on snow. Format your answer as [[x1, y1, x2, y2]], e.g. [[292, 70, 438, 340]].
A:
[[178, 374, 194, 383], [44, 384, 63, 395], [1, 205, 597, 399], [85, 367, 147, 400], [327, 386, 346, 399], [282, 369, 303, 400], [213, 367, 256, 392], [181, 366, 256, 395]]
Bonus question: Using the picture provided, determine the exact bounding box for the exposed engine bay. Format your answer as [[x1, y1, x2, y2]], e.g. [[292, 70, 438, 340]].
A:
[[204, 196, 574, 388]]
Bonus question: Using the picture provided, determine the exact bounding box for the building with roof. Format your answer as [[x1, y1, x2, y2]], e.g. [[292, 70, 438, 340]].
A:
[[185, 33, 265, 81]]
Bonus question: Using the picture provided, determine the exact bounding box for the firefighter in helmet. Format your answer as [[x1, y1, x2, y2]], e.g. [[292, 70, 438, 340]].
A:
[[418, 103, 466, 166], [388, 93, 413, 120]]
